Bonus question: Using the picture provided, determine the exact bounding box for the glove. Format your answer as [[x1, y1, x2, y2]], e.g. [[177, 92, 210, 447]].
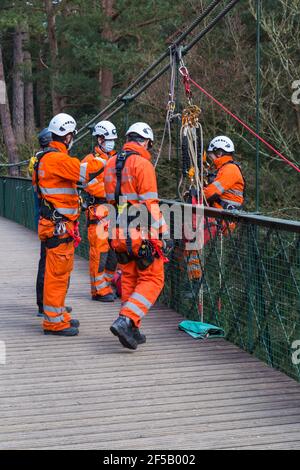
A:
[[162, 239, 174, 256]]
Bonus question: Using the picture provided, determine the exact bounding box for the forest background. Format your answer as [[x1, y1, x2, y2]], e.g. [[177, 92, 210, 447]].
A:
[[0, 0, 299, 218]]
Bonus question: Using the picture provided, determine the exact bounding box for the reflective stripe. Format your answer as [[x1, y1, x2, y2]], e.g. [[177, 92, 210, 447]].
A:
[[212, 181, 225, 193], [56, 207, 79, 215], [190, 265, 201, 272], [122, 193, 139, 200], [139, 192, 158, 201], [123, 301, 145, 319], [79, 162, 88, 183], [220, 198, 242, 206], [40, 187, 78, 196], [43, 305, 65, 314], [43, 314, 66, 323], [94, 281, 109, 290], [131, 292, 152, 309], [94, 157, 107, 166], [87, 177, 99, 187], [107, 192, 139, 201], [226, 189, 244, 197], [151, 216, 166, 230], [91, 273, 106, 283], [106, 273, 114, 279]]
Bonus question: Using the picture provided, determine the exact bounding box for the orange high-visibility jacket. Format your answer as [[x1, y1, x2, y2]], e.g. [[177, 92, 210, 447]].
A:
[[32, 141, 104, 221], [82, 146, 117, 199], [104, 142, 169, 237], [204, 155, 245, 209]]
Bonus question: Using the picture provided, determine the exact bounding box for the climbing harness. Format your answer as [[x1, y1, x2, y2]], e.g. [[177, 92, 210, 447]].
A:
[[112, 150, 169, 267], [34, 147, 82, 248]]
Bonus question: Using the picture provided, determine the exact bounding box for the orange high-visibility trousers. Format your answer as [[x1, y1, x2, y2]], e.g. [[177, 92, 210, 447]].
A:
[[119, 257, 164, 328], [88, 224, 117, 296], [38, 218, 74, 331]]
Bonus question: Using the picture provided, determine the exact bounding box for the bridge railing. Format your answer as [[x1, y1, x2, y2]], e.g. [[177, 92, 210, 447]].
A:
[[1, 176, 300, 381]]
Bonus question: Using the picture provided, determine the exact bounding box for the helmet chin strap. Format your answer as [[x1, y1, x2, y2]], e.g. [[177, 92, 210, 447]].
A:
[[68, 138, 74, 150]]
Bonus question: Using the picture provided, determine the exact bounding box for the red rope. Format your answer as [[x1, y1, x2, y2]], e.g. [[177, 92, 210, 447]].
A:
[[188, 77, 300, 174]]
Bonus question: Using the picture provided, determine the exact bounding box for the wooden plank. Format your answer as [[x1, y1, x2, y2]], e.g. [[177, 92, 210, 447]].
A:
[[0, 216, 300, 450]]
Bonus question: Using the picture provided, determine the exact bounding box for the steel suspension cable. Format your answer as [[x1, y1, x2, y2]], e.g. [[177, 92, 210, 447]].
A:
[[183, 0, 242, 54], [75, 0, 224, 136], [74, 103, 125, 146], [128, 0, 242, 104]]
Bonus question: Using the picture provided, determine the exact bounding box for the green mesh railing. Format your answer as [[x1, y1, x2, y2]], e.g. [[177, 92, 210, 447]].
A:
[[160, 201, 300, 381], [0, 177, 36, 231], [1, 176, 300, 381]]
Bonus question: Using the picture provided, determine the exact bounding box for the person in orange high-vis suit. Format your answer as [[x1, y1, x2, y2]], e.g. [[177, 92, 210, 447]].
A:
[[204, 135, 245, 239], [104, 122, 172, 350], [82, 120, 118, 302], [204, 136, 245, 211], [32, 113, 105, 336]]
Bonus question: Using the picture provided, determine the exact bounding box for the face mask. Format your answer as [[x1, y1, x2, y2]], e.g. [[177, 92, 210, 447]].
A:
[[104, 140, 115, 153]]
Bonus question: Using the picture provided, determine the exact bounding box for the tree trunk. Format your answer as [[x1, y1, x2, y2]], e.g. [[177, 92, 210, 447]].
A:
[[0, 44, 19, 177], [45, 0, 60, 115], [100, 0, 115, 105], [12, 26, 25, 145], [23, 28, 35, 141], [37, 51, 47, 128]]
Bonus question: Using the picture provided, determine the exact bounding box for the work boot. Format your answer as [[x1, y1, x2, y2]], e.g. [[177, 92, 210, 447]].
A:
[[44, 327, 79, 336], [133, 327, 146, 345], [110, 315, 138, 350], [92, 293, 114, 302], [70, 319, 80, 328]]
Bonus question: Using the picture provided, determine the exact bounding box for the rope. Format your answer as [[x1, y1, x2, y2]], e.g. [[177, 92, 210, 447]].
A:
[[189, 78, 300, 174], [218, 232, 223, 314], [179, 103, 208, 205], [154, 49, 178, 168]]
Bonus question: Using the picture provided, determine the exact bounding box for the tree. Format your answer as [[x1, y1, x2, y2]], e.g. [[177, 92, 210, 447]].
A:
[[45, 0, 60, 114], [24, 26, 36, 140], [0, 41, 19, 176], [12, 25, 25, 145], [100, 0, 115, 105]]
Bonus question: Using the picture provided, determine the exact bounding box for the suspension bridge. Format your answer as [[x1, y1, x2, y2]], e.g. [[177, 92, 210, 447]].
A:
[[0, 178, 299, 449], [0, 0, 299, 450]]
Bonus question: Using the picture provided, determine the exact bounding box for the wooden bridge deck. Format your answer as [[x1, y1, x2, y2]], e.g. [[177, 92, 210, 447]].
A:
[[0, 216, 300, 450]]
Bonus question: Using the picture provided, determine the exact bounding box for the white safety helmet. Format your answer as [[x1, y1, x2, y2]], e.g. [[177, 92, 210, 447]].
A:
[[207, 135, 235, 154], [92, 120, 118, 140], [48, 113, 77, 137], [126, 122, 154, 143]]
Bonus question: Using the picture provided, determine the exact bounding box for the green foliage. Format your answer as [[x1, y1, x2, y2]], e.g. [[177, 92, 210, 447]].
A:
[[0, 0, 299, 217]]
